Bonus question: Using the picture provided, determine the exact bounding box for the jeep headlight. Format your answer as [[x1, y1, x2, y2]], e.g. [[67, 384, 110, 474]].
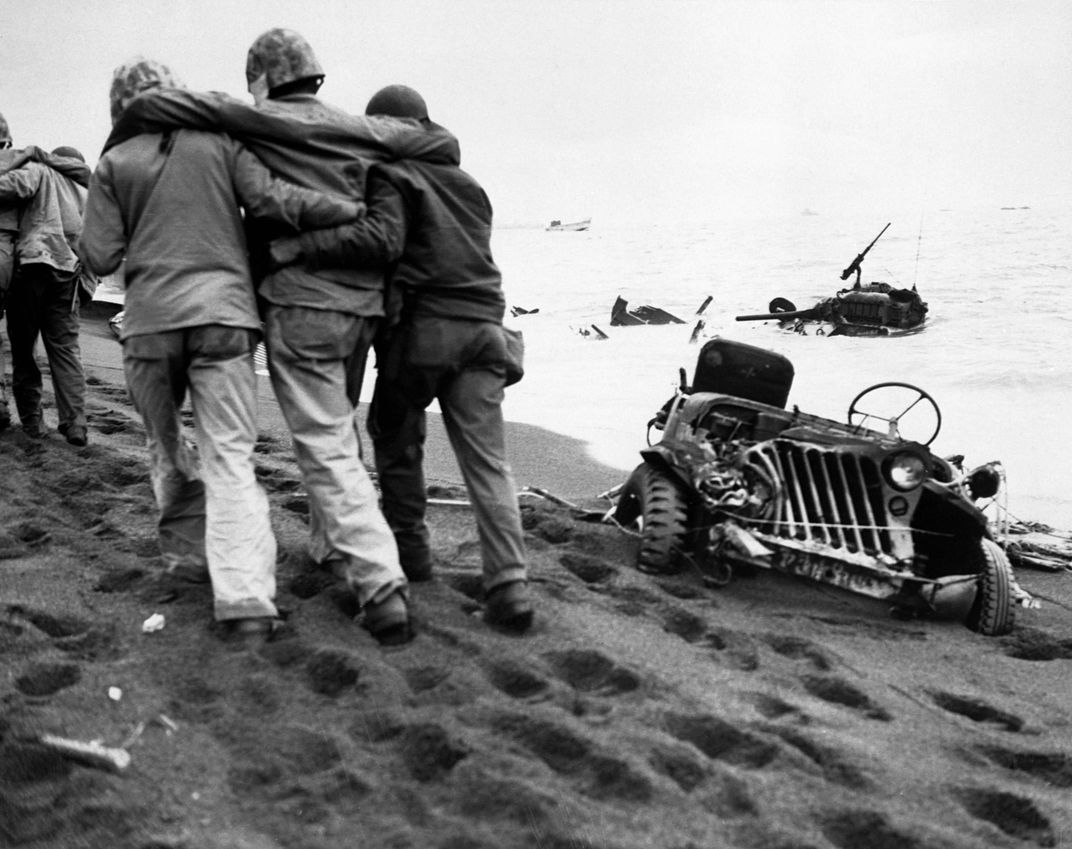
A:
[[885, 451, 927, 490]]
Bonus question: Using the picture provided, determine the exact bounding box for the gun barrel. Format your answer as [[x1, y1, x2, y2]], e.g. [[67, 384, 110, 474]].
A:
[[735, 308, 817, 322], [839, 222, 891, 280]]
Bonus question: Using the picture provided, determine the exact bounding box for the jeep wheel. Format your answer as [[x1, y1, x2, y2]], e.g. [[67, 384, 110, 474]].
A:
[[615, 463, 690, 574], [964, 538, 1015, 636]]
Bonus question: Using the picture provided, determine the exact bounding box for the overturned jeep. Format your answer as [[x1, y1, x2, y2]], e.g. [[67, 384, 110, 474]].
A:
[[612, 337, 1022, 635]]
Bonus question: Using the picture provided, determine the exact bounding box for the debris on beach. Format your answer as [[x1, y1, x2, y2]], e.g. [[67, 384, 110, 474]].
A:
[[609, 295, 685, 327], [141, 613, 165, 633], [37, 734, 131, 774], [575, 324, 608, 340], [1000, 521, 1072, 572]]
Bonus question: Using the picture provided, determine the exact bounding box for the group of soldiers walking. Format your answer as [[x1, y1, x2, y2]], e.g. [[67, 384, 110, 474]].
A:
[[4, 28, 534, 647]]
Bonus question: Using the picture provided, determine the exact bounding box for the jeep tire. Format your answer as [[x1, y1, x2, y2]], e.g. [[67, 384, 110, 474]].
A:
[[964, 538, 1015, 636], [615, 463, 690, 575]]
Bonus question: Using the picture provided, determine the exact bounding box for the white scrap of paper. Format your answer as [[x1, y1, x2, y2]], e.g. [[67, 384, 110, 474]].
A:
[[141, 613, 166, 633]]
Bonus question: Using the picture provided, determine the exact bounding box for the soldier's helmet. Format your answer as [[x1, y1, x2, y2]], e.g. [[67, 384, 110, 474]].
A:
[[109, 57, 184, 124], [0, 111, 11, 147], [245, 28, 324, 91], [51, 146, 85, 162], [365, 85, 428, 121]]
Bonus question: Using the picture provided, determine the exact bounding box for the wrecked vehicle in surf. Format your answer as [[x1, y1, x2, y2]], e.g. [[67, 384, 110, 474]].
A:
[[735, 223, 928, 337], [611, 337, 1025, 635]]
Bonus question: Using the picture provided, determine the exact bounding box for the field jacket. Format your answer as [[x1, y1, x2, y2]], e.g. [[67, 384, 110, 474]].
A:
[[0, 150, 90, 274], [81, 129, 360, 340], [105, 89, 461, 317], [292, 156, 506, 325]]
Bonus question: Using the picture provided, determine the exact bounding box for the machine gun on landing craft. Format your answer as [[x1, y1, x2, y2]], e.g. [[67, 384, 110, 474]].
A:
[[841, 222, 890, 287]]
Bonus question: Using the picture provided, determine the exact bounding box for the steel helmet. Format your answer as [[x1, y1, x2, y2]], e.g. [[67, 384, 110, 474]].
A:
[[109, 57, 184, 124], [245, 28, 324, 91], [51, 146, 85, 162], [365, 85, 428, 121], [0, 111, 10, 147]]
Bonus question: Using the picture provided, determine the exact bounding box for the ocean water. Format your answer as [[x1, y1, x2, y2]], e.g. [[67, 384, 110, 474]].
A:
[[493, 206, 1071, 529]]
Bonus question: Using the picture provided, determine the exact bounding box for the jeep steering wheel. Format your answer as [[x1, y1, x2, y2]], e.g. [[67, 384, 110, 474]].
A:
[[847, 382, 942, 445]]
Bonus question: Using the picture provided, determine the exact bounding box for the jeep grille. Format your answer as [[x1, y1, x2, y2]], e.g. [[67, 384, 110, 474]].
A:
[[746, 441, 892, 556]]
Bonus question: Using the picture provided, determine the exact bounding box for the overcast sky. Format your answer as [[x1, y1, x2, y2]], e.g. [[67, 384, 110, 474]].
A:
[[2, 1, 1069, 225]]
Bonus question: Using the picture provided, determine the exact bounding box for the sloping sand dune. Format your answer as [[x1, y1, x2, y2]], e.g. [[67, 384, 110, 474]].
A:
[[3, 317, 1072, 849]]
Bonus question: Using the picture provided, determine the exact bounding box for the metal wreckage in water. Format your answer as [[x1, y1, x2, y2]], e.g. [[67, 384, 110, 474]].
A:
[[735, 223, 929, 337], [598, 336, 1072, 636]]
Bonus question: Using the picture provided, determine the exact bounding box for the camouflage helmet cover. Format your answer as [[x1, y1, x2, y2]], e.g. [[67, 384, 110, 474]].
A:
[[109, 56, 184, 123], [0, 111, 10, 144], [245, 28, 324, 90]]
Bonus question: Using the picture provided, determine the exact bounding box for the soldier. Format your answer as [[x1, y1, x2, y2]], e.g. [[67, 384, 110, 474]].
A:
[[0, 132, 90, 445], [102, 31, 462, 645], [0, 111, 17, 430], [268, 85, 535, 633], [80, 57, 364, 645]]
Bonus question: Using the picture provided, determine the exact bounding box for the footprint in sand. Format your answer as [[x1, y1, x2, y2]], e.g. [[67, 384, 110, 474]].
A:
[[663, 712, 781, 770], [93, 567, 146, 593], [647, 742, 709, 793], [929, 691, 1024, 732], [765, 726, 873, 790], [14, 661, 81, 697], [286, 570, 336, 600], [819, 808, 933, 849], [1001, 627, 1072, 661], [449, 764, 562, 831], [605, 583, 662, 617], [490, 711, 653, 802], [484, 657, 551, 699], [226, 724, 344, 798], [748, 692, 804, 721], [90, 412, 137, 435], [953, 786, 1056, 848], [704, 627, 760, 671], [762, 633, 833, 671], [306, 648, 361, 697], [87, 382, 131, 403], [8, 606, 91, 639], [396, 722, 469, 782], [557, 551, 617, 584], [441, 572, 486, 617], [520, 506, 574, 544], [659, 606, 708, 643], [800, 674, 892, 721], [52, 622, 123, 662], [542, 648, 642, 696], [97, 463, 149, 488], [975, 745, 1072, 788], [8, 522, 50, 548], [403, 664, 453, 694]]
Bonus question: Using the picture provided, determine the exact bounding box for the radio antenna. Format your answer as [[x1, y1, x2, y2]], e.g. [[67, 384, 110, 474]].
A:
[[913, 214, 924, 291]]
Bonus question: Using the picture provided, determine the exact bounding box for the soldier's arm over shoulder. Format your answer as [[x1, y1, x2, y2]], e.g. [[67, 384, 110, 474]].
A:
[[230, 139, 362, 229], [105, 89, 230, 152], [283, 166, 408, 271], [0, 162, 42, 201]]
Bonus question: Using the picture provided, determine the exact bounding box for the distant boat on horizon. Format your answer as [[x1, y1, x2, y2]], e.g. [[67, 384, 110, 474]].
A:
[[546, 217, 591, 231]]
